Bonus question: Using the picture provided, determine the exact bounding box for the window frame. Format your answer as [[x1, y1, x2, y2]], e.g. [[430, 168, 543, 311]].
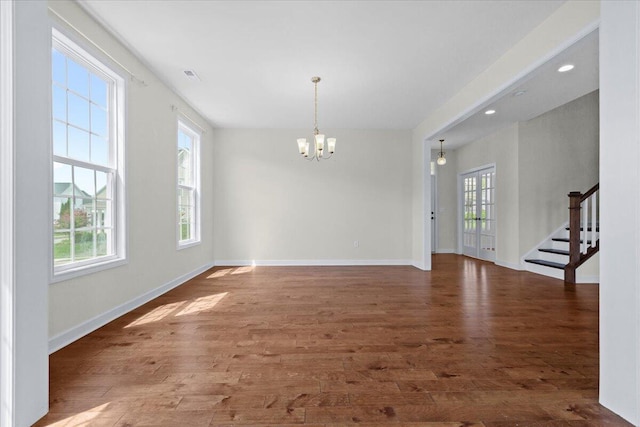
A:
[[50, 28, 127, 282], [176, 119, 201, 249]]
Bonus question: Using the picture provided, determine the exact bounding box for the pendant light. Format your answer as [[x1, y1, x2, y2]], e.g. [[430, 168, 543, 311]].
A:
[[296, 77, 336, 161], [437, 139, 446, 165]]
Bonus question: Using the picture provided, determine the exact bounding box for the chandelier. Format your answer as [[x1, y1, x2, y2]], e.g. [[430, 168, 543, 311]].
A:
[[296, 77, 336, 161]]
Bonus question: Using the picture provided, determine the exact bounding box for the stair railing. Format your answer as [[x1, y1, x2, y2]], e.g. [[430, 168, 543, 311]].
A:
[[565, 184, 599, 283]]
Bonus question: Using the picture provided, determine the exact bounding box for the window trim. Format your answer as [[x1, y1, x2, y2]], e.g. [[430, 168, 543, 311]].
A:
[[176, 119, 201, 250], [50, 28, 127, 283]]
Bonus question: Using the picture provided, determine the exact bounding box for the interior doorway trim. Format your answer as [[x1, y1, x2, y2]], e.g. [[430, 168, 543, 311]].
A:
[[431, 161, 438, 254], [0, 1, 16, 425], [421, 140, 431, 269]]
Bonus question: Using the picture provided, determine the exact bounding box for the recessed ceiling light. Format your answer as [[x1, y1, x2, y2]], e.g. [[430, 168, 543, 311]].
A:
[[485, 109, 496, 115], [558, 64, 574, 73], [513, 90, 527, 97]]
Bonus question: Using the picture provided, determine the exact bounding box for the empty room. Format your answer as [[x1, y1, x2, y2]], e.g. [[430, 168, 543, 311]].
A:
[[1, 1, 639, 426]]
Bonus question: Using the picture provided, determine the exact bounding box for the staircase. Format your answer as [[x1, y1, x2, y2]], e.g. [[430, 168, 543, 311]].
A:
[[523, 184, 599, 283]]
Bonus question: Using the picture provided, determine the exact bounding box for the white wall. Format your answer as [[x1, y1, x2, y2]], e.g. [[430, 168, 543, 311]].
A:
[[12, 1, 50, 425], [411, 133, 430, 269], [432, 149, 458, 253], [518, 91, 599, 255], [213, 129, 412, 264], [599, 1, 640, 424], [48, 1, 215, 345], [455, 124, 520, 268]]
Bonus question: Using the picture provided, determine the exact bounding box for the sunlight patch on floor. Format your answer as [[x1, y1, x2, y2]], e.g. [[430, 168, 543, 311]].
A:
[[207, 266, 255, 278], [41, 403, 112, 426], [207, 268, 233, 278], [175, 292, 228, 317], [123, 301, 185, 328], [231, 266, 254, 275]]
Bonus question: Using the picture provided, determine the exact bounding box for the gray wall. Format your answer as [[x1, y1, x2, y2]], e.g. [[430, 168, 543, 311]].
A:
[[212, 129, 413, 264], [518, 90, 599, 255]]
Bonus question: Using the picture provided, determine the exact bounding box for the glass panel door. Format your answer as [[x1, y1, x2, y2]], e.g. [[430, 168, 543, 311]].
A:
[[479, 169, 496, 260], [462, 173, 477, 257], [461, 167, 496, 261]]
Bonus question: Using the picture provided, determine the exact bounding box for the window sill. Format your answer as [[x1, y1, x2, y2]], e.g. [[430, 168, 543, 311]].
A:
[[177, 239, 201, 251], [51, 256, 128, 284]]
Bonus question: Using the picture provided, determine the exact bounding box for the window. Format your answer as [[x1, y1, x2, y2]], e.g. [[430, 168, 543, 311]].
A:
[[52, 29, 125, 279], [177, 121, 200, 248]]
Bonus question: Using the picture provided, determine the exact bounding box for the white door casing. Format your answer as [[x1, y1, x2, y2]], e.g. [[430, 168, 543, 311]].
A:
[[431, 171, 437, 253]]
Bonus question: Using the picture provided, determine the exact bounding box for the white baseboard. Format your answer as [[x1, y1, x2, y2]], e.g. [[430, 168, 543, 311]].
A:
[[411, 261, 428, 271], [48, 261, 215, 354], [523, 265, 600, 284], [523, 262, 565, 281], [576, 275, 599, 284], [214, 259, 413, 267], [495, 260, 524, 271], [435, 249, 456, 254]]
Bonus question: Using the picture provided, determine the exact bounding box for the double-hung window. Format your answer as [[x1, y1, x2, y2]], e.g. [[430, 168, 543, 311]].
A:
[[52, 29, 125, 279], [177, 121, 200, 248]]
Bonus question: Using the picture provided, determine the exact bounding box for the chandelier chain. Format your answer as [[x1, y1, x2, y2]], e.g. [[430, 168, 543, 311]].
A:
[[314, 80, 318, 135]]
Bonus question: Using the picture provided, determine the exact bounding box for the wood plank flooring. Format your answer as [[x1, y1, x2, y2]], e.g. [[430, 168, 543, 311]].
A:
[[35, 255, 631, 426]]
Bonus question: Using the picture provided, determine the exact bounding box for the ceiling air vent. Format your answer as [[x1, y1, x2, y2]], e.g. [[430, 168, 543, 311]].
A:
[[183, 69, 200, 81]]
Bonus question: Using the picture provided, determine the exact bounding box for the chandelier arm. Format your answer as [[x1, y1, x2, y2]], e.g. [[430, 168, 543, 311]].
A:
[[321, 151, 334, 160]]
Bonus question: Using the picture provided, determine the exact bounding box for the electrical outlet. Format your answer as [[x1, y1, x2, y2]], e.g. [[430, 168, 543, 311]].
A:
[[354, 240, 359, 248]]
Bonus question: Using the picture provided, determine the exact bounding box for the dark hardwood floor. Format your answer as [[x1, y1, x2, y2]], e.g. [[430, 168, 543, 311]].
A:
[[35, 255, 630, 426]]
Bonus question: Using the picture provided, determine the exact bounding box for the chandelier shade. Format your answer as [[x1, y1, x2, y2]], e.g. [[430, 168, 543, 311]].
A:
[[297, 77, 335, 161]]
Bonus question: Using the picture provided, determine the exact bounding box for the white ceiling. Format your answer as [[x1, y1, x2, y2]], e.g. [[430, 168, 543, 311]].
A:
[[79, 0, 569, 133]]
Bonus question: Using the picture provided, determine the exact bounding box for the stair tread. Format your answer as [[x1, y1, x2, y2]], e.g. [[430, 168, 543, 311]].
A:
[[552, 237, 592, 244], [524, 259, 566, 269], [538, 248, 570, 256], [565, 227, 599, 232]]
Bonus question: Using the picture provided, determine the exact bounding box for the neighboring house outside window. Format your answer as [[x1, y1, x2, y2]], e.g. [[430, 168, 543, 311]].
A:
[[177, 120, 200, 248], [52, 29, 126, 280]]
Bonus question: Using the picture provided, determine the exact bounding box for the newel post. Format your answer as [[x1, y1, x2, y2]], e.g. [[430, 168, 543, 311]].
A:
[[565, 191, 582, 283]]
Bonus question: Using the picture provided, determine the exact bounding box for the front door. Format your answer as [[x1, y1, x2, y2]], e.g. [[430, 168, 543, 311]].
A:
[[461, 167, 496, 261]]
